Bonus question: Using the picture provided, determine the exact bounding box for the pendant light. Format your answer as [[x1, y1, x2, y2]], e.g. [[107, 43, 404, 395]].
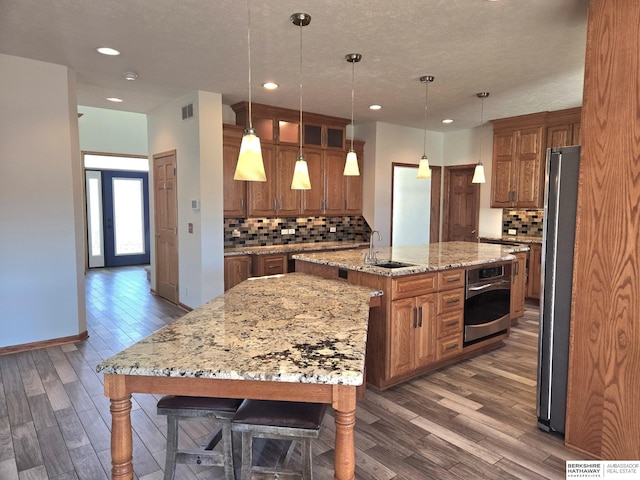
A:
[[290, 13, 312, 190], [234, 0, 266, 182], [417, 75, 434, 179], [344, 53, 362, 176], [472, 92, 489, 184]]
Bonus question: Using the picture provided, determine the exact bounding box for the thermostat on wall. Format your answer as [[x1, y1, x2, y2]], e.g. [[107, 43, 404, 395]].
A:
[[191, 199, 200, 211]]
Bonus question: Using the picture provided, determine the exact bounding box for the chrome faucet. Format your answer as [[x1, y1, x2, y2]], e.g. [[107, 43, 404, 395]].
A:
[[364, 230, 381, 265]]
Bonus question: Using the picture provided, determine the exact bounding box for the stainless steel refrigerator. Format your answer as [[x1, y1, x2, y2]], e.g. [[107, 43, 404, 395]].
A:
[[537, 145, 581, 435]]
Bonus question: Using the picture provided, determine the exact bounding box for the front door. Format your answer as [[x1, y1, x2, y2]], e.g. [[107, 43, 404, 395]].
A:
[[102, 170, 150, 267], [443, 165, 480, 242], [153, 150, 179, 304]]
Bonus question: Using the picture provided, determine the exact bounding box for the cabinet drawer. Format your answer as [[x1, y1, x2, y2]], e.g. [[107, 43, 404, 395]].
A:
[[437, 310, 463, 339], [438, 269, 464, 290], [391, 273, 437, 300], [252, 254, 288, 277], [436, 333, 463, 361], [437, 288, 464, 314]]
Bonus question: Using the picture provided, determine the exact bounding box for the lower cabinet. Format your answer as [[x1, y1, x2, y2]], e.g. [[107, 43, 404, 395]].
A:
[[389, 294, 437, 378], [224, 255, 251, 291], [510, 252, 527, 321], [527, 244, 542, 299], [251, 253, 288, 277]]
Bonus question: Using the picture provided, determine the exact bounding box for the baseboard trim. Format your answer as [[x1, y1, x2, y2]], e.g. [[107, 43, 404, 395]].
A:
[[178, 302, 193, 312], [0, 330, 89, 356]]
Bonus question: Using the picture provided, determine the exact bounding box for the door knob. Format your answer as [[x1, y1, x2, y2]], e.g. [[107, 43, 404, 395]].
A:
[[471, 229, 477, 234]]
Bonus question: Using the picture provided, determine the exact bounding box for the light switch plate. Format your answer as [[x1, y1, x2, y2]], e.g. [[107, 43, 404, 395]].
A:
[[508, 228, 517, 235], [281, 229, 289, 235], [330, 227, 337, 233]]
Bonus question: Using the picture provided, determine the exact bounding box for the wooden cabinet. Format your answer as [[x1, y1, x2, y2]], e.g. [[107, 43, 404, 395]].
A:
[[228, 102, 360, 218], [224, 255, 251, 291], [545, 107, 582, 149], [491, 113, 547, 209], [526, 243, 542, 299], [251, 253, 288, 277], [510, 252, 527, 321], [223, 125, 247, 217]]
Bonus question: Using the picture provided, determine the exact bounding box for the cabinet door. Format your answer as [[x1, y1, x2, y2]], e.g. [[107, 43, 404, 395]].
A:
[[275, 146, 302, 216], [514, 126, 544, 208], [302, 148, 325, 215], [546, 124, 572, 149], [572, 122, 581, 145], [414, 294, 437, 367], [389, 297, 416, 378], [252, 253, 288, 277], [223, 127, 246, 217], [527, 244, 542, 299], [247, 144, 277, 217], [344, 141, 364, 215], [325, 124, 346, 150], [324, 150, 347, 215], [491, 131, 516, 208], [510, 252, 527, 320], [224, 255, 251, 291]]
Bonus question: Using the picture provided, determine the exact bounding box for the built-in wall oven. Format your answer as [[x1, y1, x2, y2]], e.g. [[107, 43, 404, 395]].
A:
[[464, 262, 512, 345]]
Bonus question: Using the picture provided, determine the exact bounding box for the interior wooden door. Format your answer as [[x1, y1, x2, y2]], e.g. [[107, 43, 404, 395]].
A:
[[443, 165, 480, 242], [153, 150, 179, 304]]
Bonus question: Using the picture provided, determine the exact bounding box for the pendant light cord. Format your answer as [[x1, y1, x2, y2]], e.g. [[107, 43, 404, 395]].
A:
[[479, 94, 485, 162], [247, 1, 253, 130], [350, 59, 355, 151], [423, 80, 429, 156], [298, 21, 303, 158]]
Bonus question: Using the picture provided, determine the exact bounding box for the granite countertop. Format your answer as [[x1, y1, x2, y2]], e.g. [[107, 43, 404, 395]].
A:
[[225, 241, 368, 256], [293, 241, 530, 277], [96, 273, 373, 386], [480, 235, 543, 244]]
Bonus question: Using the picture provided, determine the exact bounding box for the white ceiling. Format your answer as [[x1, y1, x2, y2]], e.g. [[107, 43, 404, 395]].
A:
[[0, 0, 588, 132]]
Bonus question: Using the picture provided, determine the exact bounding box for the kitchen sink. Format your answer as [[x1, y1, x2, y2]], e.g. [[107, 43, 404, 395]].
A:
[[373, 261, 416, 269]]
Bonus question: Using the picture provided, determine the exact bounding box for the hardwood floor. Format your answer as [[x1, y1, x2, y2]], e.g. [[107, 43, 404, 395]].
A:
[[0, 266, 588, 479]]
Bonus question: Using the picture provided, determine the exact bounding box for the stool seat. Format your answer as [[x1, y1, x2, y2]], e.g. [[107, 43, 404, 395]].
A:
[[232, 400, 327, 480], [157, 395, 241, 480]]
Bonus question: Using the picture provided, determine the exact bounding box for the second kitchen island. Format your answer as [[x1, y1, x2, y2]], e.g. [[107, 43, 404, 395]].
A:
[[294, 241, 529, 390]]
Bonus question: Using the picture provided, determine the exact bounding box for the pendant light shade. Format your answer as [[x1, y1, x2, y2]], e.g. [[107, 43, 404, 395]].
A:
[[290, 12, 312, 190], [417, 76, 434, 179], [234, 0, 266, 182], [344, 53, 362, 176], [472, 92, 490, 184]]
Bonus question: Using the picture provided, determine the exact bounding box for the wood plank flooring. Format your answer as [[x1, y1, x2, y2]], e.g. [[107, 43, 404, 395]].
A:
[[0, 266, 589, 479]]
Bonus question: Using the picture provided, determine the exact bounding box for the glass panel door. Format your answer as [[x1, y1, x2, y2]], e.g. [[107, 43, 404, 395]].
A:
[[85, 170, 105, 268]]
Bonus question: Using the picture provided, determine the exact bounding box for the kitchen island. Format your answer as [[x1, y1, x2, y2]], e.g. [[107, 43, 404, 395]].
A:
[[97, 273, 374, 480], [294, 241, 529, 389]]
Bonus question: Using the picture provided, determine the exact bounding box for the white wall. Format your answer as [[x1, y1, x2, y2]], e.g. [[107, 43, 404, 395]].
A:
[[77, 106, 148, 155], [443, 124, 502, 237], [0, 54, 86, 347], [358, 122, 443, 246], [147, 91, 224, 308]]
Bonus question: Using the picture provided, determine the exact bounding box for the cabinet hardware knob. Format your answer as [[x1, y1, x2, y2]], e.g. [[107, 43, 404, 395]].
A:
[[447, 277, 458, 283], [418, 306, 423, 327], [445, 343, 459, 351], [413, 307, 418, 328], [446, 320, 458, 327], [446, 298, 459, 304]]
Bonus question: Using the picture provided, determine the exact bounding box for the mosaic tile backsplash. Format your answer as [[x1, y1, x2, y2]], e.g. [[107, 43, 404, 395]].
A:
[[502, 209, 544, 237], [224, 216, 371, 248]]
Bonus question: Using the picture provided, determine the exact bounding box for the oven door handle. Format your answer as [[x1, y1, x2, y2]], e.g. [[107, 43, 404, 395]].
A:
[[466, 279, 511, 296]]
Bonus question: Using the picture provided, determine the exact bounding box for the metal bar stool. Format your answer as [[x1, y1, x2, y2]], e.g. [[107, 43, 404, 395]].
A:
[[231, 399, 327, 480], [156, 395, 243, 480]]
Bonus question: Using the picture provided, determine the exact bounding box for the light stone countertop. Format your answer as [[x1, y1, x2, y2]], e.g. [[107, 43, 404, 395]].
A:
[[96, 273, 373, 386], [224, 241, 368, 256], [293, 241, 530, 277]]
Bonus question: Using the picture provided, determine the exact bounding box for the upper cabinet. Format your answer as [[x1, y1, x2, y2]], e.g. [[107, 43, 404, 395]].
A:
[[226, 102, 361, 218], [490, 107, 582, 209]]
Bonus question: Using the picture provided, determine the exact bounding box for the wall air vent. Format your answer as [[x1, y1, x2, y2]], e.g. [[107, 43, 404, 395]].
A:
[[182, 103, 194, 120]]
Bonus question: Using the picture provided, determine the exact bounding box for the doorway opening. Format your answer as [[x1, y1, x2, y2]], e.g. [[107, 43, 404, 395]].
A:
[[83, 152, 150, 268]]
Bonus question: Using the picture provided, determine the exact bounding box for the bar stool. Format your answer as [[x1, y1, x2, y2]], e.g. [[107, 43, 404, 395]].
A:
[[156, 395, 242, 480], [231, 399, 327, 480]]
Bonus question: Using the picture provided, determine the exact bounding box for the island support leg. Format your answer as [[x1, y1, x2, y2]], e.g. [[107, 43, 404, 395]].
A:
[[104, 375, 134, 480], [332, 385, 357, 480]]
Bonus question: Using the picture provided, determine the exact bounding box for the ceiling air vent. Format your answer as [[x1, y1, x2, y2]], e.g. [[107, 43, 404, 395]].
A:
[[182, 103, 194, 120]]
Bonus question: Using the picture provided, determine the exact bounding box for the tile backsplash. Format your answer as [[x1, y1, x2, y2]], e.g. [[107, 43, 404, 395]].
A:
[[224, 216, 371, 248], [502, 209, 544, 237]]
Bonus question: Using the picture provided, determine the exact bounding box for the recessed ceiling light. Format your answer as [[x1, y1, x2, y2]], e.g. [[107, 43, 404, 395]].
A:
[[262, 82, 279, 90], [123, 72, 138, 81], [442, 119, 454, 124], [96, 47, 120, 56], [107, 97, 123, 103], [369, 104, 382, 110]]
